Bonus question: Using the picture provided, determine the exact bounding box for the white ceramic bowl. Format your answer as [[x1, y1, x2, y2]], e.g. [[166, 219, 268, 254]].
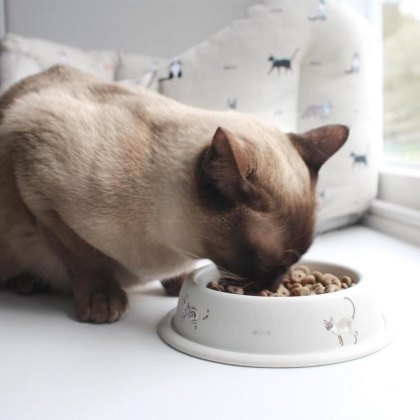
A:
[[158, 261, 392, 367]]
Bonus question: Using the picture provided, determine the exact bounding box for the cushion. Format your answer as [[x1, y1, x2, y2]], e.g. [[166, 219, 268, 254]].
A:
[[157, 1, 306, 131], [115, 51, 165, 91], [0, 33, 118, 93], [158, 0, 380, 232], [296, 2, 380, 231]]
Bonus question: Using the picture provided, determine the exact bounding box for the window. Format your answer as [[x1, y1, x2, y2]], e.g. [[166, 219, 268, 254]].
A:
[[383, 0, 420, 169], [363, 0, 420, 247]]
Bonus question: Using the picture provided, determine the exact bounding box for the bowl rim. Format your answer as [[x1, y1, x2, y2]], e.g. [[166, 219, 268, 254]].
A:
[[188, 259, 364, 303]]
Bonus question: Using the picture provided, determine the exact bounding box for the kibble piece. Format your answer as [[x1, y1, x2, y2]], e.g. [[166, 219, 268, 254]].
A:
[[331, 276, 341, 286], [291, 269, 306, 283], [291, 282, 302, 290], [341, 282, 349, 289], [226, 285, 244, 295], [313, 283, 325, 294], [325, 284, 339, 293], [341, 275, 353, 287], [301, 274, 316, 286], [320, 273, 335, 286], [294, 265, 311, 275], [283, 280, 293, 290], [291, 287, 302, 296], [312, 271, 324, 282], [278, 284, 291, 297], [299, 286, 311, 296]]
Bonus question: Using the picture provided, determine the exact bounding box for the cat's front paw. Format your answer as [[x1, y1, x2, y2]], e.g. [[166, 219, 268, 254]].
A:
[[75, 289, 129, 323]]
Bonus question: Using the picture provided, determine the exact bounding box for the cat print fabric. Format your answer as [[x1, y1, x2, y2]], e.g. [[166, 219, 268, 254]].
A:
[[267, 49, 299, 74], [159, 0, 380, 232]]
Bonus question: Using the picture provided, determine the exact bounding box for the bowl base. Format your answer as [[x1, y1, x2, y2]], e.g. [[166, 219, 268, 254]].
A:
[[157, 309, 393, 368]]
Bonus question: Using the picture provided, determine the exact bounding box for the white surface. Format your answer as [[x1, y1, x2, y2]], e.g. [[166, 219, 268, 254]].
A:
[[0, 225, 419, 420]]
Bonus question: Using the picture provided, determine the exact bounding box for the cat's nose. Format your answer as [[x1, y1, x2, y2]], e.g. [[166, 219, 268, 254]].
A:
[[260, 266, 287, 292], [270, 266, 288, 291]]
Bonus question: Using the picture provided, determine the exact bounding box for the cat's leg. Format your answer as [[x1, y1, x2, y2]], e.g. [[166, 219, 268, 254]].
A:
[[161, 273, 188, 296], [338, 335, 344, 346], [38, 212, 129, 323]]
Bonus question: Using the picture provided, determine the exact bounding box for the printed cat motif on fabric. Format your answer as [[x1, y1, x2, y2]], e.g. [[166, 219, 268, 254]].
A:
[[350, 152, 368, 167], [345, 53, 360, 74], [227, 98, 237, 109], [301, 102, 332, 120], [268, 49, 299, 74], [159, 60, 183, 82], [308, 0, 327, 21]]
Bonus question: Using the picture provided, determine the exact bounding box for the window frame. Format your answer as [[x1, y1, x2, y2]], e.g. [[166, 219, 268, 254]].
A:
[[362, 1, 420, 247]]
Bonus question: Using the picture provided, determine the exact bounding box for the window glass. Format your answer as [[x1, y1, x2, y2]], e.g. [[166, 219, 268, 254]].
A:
[[383, 0, 420, 168]]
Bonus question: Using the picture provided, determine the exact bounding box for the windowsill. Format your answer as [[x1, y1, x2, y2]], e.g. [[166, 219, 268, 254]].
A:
[[363, 199, 420, 247], [377, 165, 420, 214], [380, 164, 420, 181]]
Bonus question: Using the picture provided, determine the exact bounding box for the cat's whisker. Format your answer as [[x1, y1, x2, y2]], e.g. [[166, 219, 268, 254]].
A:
[[171, 245, 246, 282]]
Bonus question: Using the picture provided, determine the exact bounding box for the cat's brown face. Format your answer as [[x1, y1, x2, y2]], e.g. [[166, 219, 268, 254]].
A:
[[196, 124, 348, 292]]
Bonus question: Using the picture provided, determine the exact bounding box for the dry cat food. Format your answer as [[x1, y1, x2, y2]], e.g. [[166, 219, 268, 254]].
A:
[[207, 265, 356, 297]]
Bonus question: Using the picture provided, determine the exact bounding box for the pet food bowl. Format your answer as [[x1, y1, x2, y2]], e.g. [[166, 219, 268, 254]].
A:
[[158, 261, 392, 367]]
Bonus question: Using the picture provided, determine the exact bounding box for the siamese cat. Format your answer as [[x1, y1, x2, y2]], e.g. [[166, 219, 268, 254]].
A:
[[0, 65, 348, 323]]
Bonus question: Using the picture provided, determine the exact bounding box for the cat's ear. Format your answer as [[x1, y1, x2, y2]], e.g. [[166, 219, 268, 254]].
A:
[[202, 127, 270, 211], [289, 125, 349, 174]]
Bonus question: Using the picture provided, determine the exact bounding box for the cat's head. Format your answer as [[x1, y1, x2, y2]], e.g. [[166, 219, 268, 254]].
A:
[[195, 123, 348, 292]]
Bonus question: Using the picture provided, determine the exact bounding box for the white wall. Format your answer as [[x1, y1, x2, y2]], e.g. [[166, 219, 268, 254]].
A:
[[3, 0, 253, 57], [0, 0, 5, 39], [1, 0, 379, 56]]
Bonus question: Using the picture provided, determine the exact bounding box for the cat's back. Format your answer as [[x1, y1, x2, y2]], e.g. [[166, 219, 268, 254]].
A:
[[0, 66, 154, 151], [0, 65, 157, 129]]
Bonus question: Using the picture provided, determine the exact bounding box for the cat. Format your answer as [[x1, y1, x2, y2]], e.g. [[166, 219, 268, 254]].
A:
[[308, 0, 327, 21], [323, 297, 358, 346], [268, 49, 299, 74], [345, 53, 360, 74], [158, 59, 182, 82], [350, 152, 368, 167], [301, 102, 332, 120], [0, 65, 348, 323], [227, 98, 237, 110]]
